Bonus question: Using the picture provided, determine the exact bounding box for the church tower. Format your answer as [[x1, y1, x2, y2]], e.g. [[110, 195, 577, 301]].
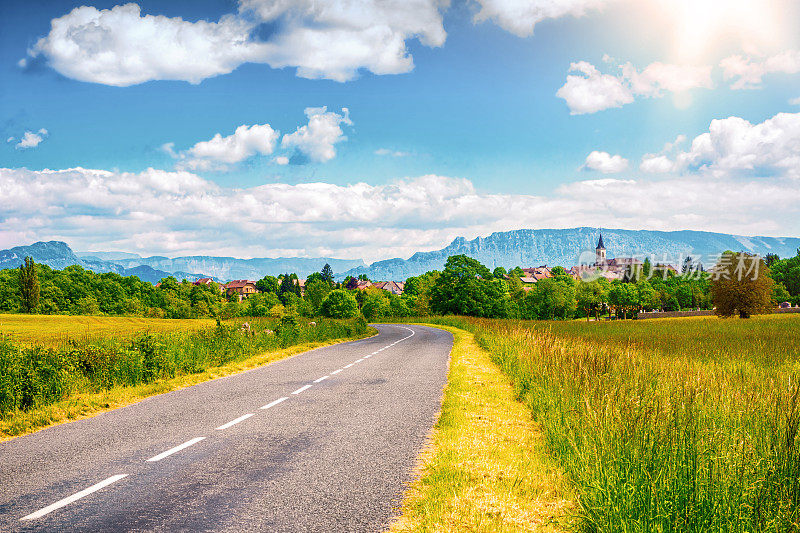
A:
[[596, 233, 606, 264]]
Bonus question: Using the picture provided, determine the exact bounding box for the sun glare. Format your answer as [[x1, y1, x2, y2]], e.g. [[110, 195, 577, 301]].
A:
[[657, 0, 791, 62]]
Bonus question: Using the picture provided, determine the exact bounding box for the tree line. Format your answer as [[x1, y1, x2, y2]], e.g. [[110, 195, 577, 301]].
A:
[[3, 247, 798, 321]]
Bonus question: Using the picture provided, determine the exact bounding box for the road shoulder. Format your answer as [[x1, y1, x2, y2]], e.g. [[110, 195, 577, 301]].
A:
[[390, 324, 573, 532]]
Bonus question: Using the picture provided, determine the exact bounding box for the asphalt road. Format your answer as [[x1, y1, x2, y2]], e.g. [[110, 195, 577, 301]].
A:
[[0, 324, 452, 532]]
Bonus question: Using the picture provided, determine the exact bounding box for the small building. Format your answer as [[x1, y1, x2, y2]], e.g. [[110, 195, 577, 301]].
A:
[[224, 280, 258, 301], [373, 281, 404, 295], [346, 278, 373, 291]]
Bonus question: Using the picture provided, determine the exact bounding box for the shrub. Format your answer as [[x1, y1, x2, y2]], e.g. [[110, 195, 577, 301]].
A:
[[320, 289, 359, 318]]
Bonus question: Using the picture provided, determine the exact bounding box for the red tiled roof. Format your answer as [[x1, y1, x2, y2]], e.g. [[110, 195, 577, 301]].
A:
[[225, 279, 256, 289]]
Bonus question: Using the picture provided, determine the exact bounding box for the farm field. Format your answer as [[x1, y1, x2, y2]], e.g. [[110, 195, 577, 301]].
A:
[[426, 314, 800, 531], [0, 314, 214, 347]]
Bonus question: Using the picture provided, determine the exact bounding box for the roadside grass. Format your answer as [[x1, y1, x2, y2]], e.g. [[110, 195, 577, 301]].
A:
[[425, 314, 800, 531], [1, 317, 373, 441], [0, 313, 213, 347], [391, 325, 572, 532]]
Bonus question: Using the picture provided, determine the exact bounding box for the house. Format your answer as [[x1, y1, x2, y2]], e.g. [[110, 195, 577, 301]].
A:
[[193, 277, 214, 285], [346, 278, 373, 290], [372, 281, 405, 295], [224, 280, 258, 301]]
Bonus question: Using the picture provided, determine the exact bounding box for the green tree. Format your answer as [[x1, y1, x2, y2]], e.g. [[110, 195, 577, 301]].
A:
[[305, 279, 333, 313], [429, 255, 507, 317], [278, 273, 301, 303], [361, 289, 390, 321], [577, 280, 606, 320], [493, 266, 507, 279], [320, 289, 359, 318], [321, 263, 335, 284], [711, 252, 774, 318], [770, 248, 800, 304], [256, 275, 279, 294], [18, 257, 40, 313]]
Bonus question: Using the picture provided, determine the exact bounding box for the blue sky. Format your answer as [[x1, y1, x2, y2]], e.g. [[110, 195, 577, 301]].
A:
[[1, 0, 799, 261]]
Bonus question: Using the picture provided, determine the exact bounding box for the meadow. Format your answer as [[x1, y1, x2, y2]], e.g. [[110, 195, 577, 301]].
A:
[[0, 313, 213, 346], [425, 314, 800, 531], [0, 314, 369, 437]]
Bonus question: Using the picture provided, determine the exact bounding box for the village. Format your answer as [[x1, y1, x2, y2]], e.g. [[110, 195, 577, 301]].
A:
[[198, 235, 677, 302]]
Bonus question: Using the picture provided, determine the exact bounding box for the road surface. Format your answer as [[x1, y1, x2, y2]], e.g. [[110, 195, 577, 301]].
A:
[[0, 324, 452, 532]]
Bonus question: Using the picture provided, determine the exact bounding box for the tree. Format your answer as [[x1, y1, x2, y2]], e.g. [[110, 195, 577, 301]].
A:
[[429, 255, 507, 317], [18, 257, 40, 313], [320, 289, 359, 318], [576, 280, 606, 320], [769, 248, 800, 304], [764, 253, 780, 267], [361, 289, 390, 321], [278, 273, 301, 303], [321, 263, 335, 285], [256, 275, 279, 294], [305, 279, 332, 313], [711, 252, 774, 318], [493, 266, 507, 279]]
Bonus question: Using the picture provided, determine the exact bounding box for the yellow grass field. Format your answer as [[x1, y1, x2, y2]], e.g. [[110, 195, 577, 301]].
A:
[[0, 314, 214, 346]]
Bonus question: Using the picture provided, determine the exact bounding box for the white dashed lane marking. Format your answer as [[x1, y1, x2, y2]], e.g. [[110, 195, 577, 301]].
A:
[[216, 413, 254, 431], [21, 475, 128, 521], [260, 397, 288, 410], [314, 375, 329, 383], [146, 437, 206, 462], [292, 384, 312, 395], [330, 369, 343, 375]]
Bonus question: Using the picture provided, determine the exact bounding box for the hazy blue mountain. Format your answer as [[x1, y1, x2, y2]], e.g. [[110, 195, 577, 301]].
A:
[[108, 255, 366, 280], [1, 241, 365, 282], [341, 228, 800, 280], [0, 242, 209, 283], [0, 241, 84, 271], [76, 251, 143, 261]]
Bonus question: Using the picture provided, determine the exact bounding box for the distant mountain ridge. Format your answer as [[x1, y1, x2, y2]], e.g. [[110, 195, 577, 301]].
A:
[[0, 241, 365, 283], [0, 242, 209, 284], [340, 228, 800, 280], [3, 228, 798, 284]]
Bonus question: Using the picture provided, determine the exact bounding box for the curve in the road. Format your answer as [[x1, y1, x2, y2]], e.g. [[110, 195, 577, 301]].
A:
[[0, 324, 452, 532]]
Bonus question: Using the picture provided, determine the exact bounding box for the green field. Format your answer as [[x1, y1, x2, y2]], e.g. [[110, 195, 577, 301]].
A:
[[426, 314, 800, 531], [0, 314, 214, 347]]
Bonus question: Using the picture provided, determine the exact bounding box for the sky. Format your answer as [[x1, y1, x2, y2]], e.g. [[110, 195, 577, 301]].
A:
[[1, 0, 799, 263]]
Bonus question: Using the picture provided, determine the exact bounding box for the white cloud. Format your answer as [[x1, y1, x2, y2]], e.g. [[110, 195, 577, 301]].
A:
[[25, 4, 257, 86], [472, 0, 614, 37], [583, 151, 628, 173], [2, 163, 798, 263], [791, 96, 800, 105], [640, 112, 800, 179], [24, 1, 448, 86], [281, 107, 352, 162], [557, 59, 713, 114], [274, 156, 289, 165], [13, 129, 48, 149], [174, 123, 279, 171], [556, 61, 633, 115], [721, 50, 800, 90], [375, 148, 410, 157], [163, 125, 280, 172], [239, 0, 448, 82], [639, 154, 673, 173]]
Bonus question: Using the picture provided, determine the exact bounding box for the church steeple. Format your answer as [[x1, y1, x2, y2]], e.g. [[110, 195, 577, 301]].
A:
[[596, 232, 606, 264]]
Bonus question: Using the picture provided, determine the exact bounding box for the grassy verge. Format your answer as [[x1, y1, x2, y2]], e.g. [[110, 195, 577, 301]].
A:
[[1, 317, 373, 441], [391, 324, 572, 532], [424, 315, 800, 531]]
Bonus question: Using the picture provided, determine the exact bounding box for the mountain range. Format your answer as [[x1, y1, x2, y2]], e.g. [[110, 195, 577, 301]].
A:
[[1, 228, 798, 283], [339, 228, 800, 280]]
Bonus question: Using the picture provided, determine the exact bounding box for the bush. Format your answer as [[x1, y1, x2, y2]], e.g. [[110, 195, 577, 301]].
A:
[[320, 289, 359, 318]]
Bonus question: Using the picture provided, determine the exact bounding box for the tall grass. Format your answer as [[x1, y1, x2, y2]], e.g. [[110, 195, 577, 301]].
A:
[[0, 317, 367, 416], [426, 315, 800, 531]]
